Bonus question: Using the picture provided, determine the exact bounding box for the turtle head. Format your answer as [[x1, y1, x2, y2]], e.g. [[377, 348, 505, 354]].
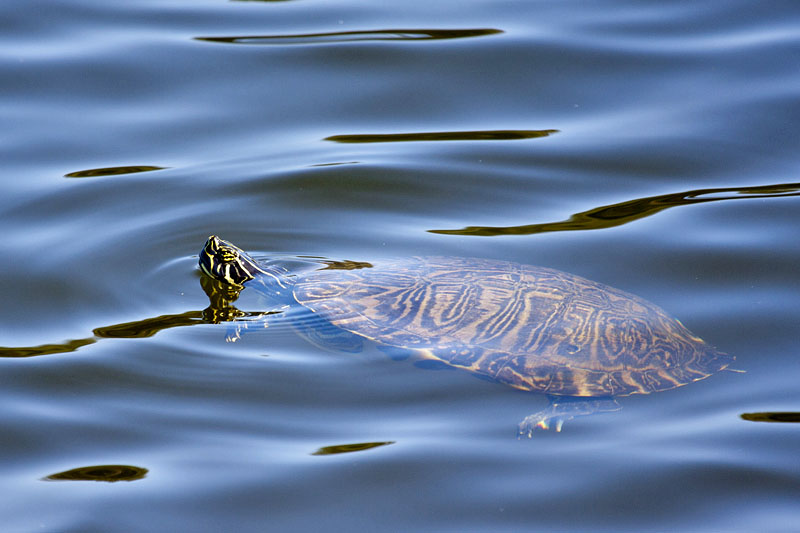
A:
[[199, 235, 265, 286]]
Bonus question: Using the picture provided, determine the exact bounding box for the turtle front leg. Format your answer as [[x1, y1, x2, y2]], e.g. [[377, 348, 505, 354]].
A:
[[517, 396, 621, 438]]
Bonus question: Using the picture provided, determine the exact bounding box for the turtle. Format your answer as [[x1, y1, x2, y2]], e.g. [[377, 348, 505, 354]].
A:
[[198, 235, 733, 436]]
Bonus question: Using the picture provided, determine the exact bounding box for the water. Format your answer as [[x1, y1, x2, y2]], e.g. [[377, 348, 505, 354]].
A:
[[1, 0, 799, 530]]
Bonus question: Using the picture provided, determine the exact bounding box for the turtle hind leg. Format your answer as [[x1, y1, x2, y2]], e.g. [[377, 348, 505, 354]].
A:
[[517, 396, 622, 438]]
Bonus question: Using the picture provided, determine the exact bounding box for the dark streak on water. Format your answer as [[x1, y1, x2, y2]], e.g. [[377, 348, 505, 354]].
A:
[[312, 441, 395, 455], [741, 412, 800, 424], [429, 181, 800, 236], [325, 129, 558, 143], [44, 465, 149, 483], [65, 166, 168, 178], [195, 28, 503, 45]]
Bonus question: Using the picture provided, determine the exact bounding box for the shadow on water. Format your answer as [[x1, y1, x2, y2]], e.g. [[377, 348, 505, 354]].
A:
[[43, 465, 148, 483], [324, 129, 558, 143], [429, 181, 800, 236], [195, 28, 502, 45]]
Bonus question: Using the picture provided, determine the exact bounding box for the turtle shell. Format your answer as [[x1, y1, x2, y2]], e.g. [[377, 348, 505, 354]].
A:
[[292, 256, 731, 397]]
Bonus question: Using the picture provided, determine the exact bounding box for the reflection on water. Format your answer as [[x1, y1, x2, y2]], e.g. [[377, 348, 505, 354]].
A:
[[0, 258, 380, 358], [0, 277, 274, 358], [195, 28, 502, 45], [64, 166, 168, 178], [430, 181, 800, 236], [44, 465, 148, 482], [311, 441, 395, 456], [0, 338, 97, 358], [741, 412, 800, 423], [325, 129, 558, 143]]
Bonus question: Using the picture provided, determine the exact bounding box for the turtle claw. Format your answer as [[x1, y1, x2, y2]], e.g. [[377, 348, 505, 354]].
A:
[[516, 412, 563, 438], [516, 396, 622, 438], [225, 323, 247, 342], [536, 417, 566, 432]]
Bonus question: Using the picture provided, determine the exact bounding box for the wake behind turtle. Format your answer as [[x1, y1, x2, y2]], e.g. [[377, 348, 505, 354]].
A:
[[199, 236, 732, 436]]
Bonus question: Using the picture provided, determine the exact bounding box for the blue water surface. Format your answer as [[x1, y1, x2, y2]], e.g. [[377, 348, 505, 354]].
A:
[[0, 0, 799, 531]]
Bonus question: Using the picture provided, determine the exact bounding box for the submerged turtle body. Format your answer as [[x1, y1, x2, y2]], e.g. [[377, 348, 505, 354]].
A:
[[293, 255, 729, 398], [199, 236, 732, 434]]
